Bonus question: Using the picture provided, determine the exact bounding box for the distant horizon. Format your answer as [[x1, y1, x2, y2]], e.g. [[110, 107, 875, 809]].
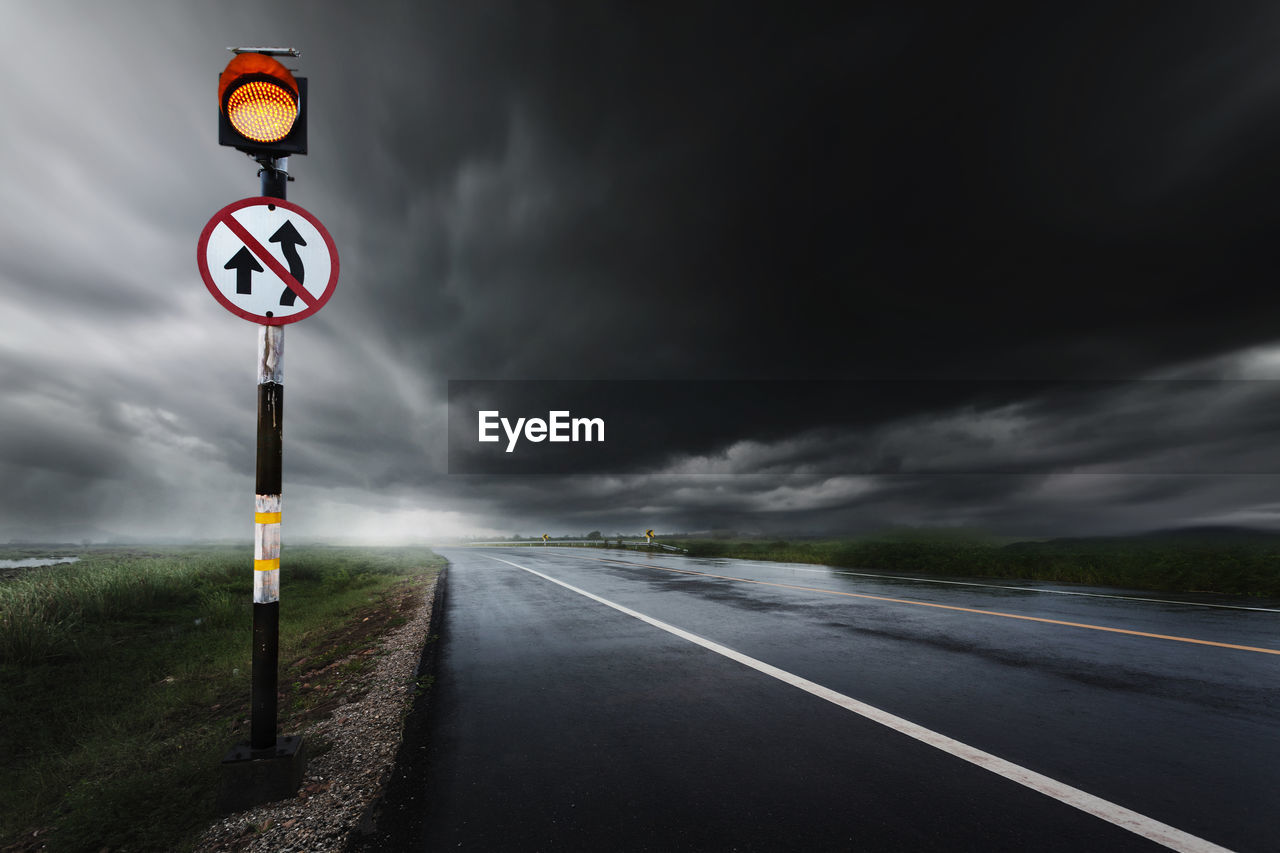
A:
[[9, 521, 1280, 550]]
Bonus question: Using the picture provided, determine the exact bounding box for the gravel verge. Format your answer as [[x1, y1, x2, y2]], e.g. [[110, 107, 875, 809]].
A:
[[195, 569, 443, 852]]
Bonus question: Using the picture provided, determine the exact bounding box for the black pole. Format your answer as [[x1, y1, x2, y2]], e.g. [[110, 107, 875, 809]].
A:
[[251, 156, 287, 752], [250, 370, 283, 751], [259, 157, 289, 198]]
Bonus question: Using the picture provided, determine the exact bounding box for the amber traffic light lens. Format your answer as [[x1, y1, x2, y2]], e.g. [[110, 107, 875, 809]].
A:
[[218, 53, 302, 148], [225, 78, 298, 143]]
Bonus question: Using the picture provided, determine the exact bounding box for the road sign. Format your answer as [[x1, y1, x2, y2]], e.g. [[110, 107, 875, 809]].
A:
[[197, 197, 338, 325]]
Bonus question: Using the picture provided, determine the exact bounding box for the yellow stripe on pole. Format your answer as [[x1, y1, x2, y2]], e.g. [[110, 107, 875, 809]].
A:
[[255, 511, 282, 524], [254, 558, 280, 572]]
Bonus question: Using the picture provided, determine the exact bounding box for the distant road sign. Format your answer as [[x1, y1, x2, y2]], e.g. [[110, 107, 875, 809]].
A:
[[197, 197, 338, 325]]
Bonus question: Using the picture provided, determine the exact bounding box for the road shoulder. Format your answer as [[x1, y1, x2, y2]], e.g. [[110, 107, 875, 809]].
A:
[[196, 567, 446, 852]]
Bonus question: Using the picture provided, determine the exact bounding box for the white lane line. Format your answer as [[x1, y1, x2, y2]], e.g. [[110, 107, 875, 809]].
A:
[[481, 553, 1233, 853], [776, 566, 1280, 613]]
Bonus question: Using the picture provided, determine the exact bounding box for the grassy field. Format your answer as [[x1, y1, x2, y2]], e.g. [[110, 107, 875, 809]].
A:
[[643, 529, 1280, 598], [0, 544, 443, 852]]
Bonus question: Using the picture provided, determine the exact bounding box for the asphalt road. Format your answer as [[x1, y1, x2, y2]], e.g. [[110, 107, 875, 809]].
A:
[[365, 546, 1279, 852]]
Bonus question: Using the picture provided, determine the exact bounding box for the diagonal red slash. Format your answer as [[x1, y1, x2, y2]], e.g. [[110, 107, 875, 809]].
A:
[[219, 212, 317, 308]]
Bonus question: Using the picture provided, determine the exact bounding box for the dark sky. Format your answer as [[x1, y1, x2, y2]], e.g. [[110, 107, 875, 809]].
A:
[[4, 2, 1280, 542]]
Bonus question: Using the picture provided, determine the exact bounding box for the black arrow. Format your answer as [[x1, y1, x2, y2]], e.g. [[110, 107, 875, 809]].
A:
[[224, 246, 264, 294], [269, 220, 307, 306]]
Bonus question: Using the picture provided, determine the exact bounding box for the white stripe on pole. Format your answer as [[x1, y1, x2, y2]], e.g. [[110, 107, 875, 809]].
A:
[[254, 494, 281, 604]]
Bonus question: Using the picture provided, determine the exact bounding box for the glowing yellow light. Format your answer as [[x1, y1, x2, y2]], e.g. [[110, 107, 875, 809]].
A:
[[226, 79, 298, 143], [218, 53, 301, 145]]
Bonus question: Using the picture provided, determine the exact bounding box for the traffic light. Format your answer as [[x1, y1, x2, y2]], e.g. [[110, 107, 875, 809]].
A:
[[218, 52, 307, 157]]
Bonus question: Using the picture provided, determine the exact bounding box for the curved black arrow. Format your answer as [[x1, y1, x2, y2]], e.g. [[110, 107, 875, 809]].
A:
[[224, 246, 264, 294], [269, 220, 307, 306]]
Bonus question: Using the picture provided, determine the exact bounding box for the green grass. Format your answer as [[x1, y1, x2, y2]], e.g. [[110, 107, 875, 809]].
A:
[[649, 531, 1280, 598], [0, 544, 443, 852]]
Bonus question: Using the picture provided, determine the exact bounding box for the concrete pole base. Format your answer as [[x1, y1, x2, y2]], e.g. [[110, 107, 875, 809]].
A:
[[217, 734, 307, 814]]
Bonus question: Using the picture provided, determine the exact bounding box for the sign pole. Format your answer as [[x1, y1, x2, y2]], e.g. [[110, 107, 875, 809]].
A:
[[215, 157, 308, 814], [251, 157, 287, 752], [210, 48, 332, 814]]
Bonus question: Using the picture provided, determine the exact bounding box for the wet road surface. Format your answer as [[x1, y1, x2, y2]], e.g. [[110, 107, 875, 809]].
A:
[[370, 547, 1279, 851]]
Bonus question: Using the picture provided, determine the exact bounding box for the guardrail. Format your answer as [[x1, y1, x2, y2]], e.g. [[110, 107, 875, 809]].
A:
[[619, 541, 689, 553], [445, 540, 689, 553], [450, 540, 599, 547]]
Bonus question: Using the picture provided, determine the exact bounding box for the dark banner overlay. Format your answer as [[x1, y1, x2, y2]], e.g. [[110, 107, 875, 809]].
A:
[[447, 379, 1280, 475]]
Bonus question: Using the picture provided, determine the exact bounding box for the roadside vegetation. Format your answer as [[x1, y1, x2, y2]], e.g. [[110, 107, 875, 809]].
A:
[[614, 529, 1280, 598], [0, 544, 443, 852]]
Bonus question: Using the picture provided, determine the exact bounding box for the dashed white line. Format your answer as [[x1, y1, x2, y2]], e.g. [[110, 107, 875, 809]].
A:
[[545, 548, 1280, 613], [752, 564, 1280, 612]]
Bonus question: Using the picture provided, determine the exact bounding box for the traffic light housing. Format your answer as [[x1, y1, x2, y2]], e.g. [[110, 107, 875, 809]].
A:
[[218, 52, 307, 157]]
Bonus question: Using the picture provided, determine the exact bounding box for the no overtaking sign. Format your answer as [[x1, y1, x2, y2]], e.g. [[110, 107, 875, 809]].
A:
[[197, 197, 339, 325]]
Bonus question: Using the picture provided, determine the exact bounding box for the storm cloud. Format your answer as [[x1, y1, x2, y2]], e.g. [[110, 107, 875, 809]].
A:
[[3, 2, 1280, 542]]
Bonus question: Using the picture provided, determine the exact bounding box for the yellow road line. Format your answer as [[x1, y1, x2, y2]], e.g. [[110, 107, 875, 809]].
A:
[[562, 553, 1280, 656]]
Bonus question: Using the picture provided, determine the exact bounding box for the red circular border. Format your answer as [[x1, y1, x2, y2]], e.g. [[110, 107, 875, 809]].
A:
[[196, 196, 340, 326]]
